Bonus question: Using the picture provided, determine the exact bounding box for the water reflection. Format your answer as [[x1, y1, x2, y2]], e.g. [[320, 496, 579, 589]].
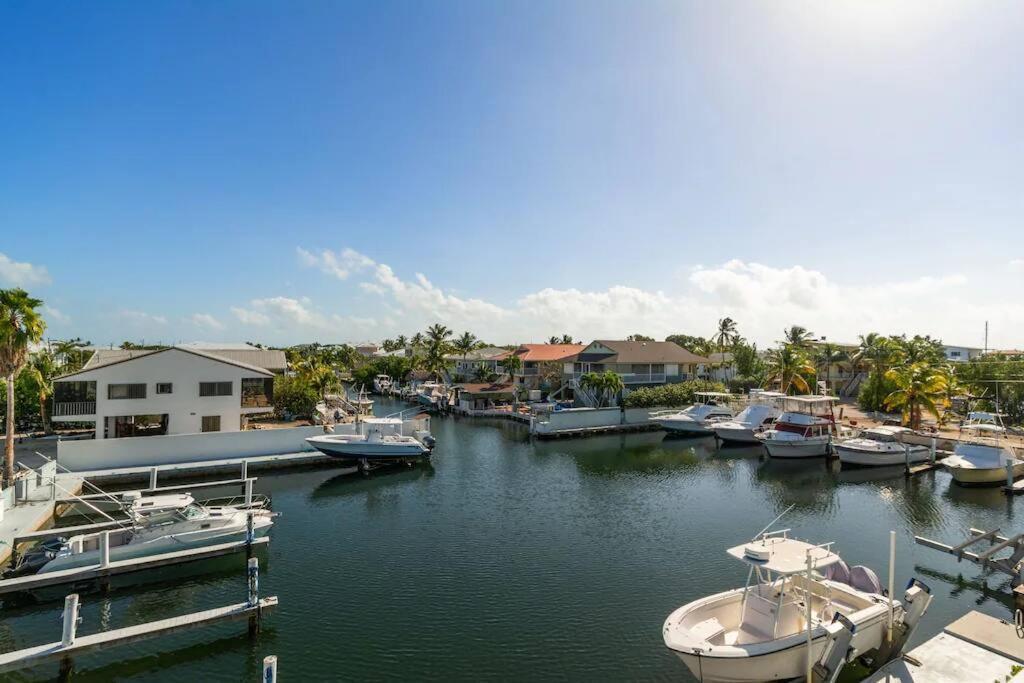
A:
[[755, 457, 838, 514], [914, 563, 1016, 611], [310, 464, 435, 501]]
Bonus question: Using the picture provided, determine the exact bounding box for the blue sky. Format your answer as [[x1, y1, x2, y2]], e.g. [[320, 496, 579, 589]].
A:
[[2, 1, 1022, 348]]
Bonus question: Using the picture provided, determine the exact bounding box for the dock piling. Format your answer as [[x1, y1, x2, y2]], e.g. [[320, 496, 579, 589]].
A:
[[148, 467, 158, 491], [1008, 459, 1014, 491], [247, 557, 260, 635], [263, 655, 278, 682], [61, 594, 80, 647], [99, 530, 110, 568], [241, 460, 248, 482], [903, 444, 911, 477], [245, 478, 253, 507], [930, 436, 937, 464]]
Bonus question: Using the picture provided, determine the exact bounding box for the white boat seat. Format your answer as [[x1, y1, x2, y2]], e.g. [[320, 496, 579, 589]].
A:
[[690, 617, 726, 643]]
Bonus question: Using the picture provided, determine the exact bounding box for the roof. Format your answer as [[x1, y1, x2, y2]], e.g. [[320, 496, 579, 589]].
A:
[[514, 343, 585, 362], [190, 348, 287, 372], [706, 352, 734, 363], [727, 536, 840, 575], [454, 382, 516, 395], [447, 346, 512, 362], [58, 346, 275, 380], [583, 340, 710, 365]]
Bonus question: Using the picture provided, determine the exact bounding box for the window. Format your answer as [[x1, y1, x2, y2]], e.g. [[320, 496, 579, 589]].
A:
[[241, 377, 274, 408], [156, 383, 173, 394], [201, 415, 221, 432], [199, 381, 233, 397], [108, 383, 146, 400]]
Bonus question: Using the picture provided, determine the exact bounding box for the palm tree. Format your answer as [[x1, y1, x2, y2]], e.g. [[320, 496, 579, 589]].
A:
[[548, 336, 560, 345], [852, 333, 893, 407], [715, 317, 738, 351], [453, 332, 477, 361], [0, 288, 46, 485], [395, 335, 408, 351], [426, 324, 452, 345], [25, 350, 58, 435], [410, 332, 424, 350], [766, 346, 813, 395], [560, 334, 574, 344], [472, 363, 496, 383], [579, 371, 624, 407], [301, 363, 341, 400], [814, 343, 848, 396], [52, 338, 89, 372], [500, 353, 522, 379], [783, 325, 814, 348], [884, 363, 947, 429]]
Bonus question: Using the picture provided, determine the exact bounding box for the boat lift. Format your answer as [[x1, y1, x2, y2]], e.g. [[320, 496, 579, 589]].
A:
[[915, 527, 1024, 584]]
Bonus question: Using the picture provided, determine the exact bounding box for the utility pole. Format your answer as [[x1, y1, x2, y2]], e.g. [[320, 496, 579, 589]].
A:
[[985, 321, 989, 354]]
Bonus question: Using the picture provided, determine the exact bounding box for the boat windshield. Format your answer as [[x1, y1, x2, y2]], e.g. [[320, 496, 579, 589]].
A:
[[178, 504, 207, 521]]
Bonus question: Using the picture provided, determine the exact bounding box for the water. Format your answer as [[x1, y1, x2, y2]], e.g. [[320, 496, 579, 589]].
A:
[[2, 399, 1019, 681]]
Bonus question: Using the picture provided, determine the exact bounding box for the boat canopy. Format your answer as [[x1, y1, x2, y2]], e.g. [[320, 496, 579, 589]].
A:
[[727, 535, 840, 575], [362, 417, 403, 425]]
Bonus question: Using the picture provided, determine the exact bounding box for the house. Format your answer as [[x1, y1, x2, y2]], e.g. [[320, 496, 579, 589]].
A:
[[568, 340, 710, 388], [51, 346, 277, 440], [88, 344, 289, 375], [942, 344, 984, 362], [705, 352, 737, 383], [446, 347, 511, 380], [510, 343, 585, 391], [453, 382, 516, 412]]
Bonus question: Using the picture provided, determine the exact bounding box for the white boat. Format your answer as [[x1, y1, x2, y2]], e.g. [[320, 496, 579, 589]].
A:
[[834, 426, 930, 467], [372, 374, 393, 394], [651, 392, 735, 435], [306, 417, 435, 461], [713, 391, 785, 444], [9, 494, 274, 576], [415, 382, 447, 409], [663, 529, 919, 683], [943, 412, 1024, 485], [756, 396, 838, 458]]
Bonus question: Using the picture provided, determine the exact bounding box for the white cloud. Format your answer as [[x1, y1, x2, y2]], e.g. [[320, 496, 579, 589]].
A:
[[231, 307, 270, 326], [189, 313, 225, 330], [297, 247, 375, 280], [43, 306, 70, 324], [0, 253, 51, 287], [117, 310, 168, 325]]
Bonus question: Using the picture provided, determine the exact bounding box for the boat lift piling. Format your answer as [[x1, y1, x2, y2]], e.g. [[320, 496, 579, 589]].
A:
[[264, 655, 278, 682]]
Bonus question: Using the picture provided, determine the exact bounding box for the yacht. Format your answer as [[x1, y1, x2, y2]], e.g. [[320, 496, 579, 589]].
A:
[[833, 426, 929, 467], [662, 529, 928, 683], [651, 392, 735, 435], [372, 374, 393, 394], [943, 412, 1024, 485], [713, 391, 784, 444], [306, 417, 435, 461], [756, 396, 839, 458], [5, 494, 274, 577]]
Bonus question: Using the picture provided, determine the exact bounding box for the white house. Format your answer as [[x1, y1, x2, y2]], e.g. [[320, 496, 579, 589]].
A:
[[941, 344, 984, 362], [51, 346, 276, 439]]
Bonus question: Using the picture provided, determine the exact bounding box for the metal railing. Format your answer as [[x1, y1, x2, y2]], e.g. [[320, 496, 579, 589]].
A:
[[566, 372, 667, 385], [52, 401, 96, 416]]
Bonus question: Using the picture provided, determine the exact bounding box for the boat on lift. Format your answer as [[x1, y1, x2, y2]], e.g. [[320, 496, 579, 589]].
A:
[[651, 392, 735, 435], [662, 528, 930, 682], [306, 415, 435, 461], [833, 426, 930, 467], [372, 374, 393, 394], [713, 391, 785, 444], [756, 396, 839, 458], [943, 412, 1024, 485]]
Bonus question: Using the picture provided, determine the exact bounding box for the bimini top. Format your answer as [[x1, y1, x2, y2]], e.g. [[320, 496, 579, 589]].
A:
[[362, 417, 404, 426], [727, 535, 840, 575], [695, 391, 734, 398]]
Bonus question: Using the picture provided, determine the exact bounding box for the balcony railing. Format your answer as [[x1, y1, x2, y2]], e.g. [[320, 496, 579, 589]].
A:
[[53, 401, 96, 417], [567, 373, 668, 385]]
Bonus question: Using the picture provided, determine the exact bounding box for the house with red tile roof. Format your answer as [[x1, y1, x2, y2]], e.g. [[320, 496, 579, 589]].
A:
[[510, 343, 585, 392]]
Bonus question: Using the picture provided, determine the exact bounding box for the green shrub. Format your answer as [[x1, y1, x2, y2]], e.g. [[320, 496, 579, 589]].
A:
[[273, 375, 319, 418], [623, 379, 728, 408]]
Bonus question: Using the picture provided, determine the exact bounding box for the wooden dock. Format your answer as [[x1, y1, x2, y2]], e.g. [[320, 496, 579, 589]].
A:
[[533, 423, 660, 439], [0, 537, 269, 596], [0, 596, 278, 673]]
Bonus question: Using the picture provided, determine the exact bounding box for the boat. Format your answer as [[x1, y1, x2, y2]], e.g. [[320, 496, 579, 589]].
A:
[[306, 416, 435, 461], [662, 528, 920, 683], [372, 374, 393, 394], [415, 382, 448, 410], [834, 426, 929, 467], [713, 391, 785, 444], [651, 392, 735, 435], [5, 493, 274, 577], [943, 412, 1024, 485], [756, 396, 839, 458]]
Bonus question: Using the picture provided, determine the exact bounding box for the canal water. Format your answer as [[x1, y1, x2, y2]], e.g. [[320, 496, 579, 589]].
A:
[[2, 398, 1019, 681]]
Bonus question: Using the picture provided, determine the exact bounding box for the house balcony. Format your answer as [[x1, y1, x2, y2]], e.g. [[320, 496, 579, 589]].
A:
[[567, 372, 667, 385], [52, 401, 97, 417]]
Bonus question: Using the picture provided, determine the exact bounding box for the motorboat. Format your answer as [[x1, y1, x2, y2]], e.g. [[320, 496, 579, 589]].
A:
[[943, 412, 1024, 485], [651, 392, 735, 435], [306, 417, 435, 461], [834, 426, 930, 467], [5, 494, 274, 577], [372, 374, 393, 394], [662, 529, 931, 683], [416, 382, 447, 410], [713, 391, 784, 444], [756, 396, 839, 458]]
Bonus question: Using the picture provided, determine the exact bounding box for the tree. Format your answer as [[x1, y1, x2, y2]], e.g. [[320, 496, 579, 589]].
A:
[[666, 334, 714, 357], [453, 332, 478, 360], [560, 334, 574, 344], [579, 371, 624, 408], [301, 363, 342, 400], [766, 346, 813, 395], [884, 363, 947, 429], [626, 334, 654, 342], [395, 335, 408, 350], [852, 333, 896, 411], [500, 354, 522, 378], [25, 350, 58, 434], [783, 325, 814, 347], [714, 317, 738, 351], [0, 289, 46, 485], [548, 336, 560, 345], [814, 343, 848, 396], [52, 338, 90, 372], [472, 363, 497, 383], [410, 332, 424, 350]]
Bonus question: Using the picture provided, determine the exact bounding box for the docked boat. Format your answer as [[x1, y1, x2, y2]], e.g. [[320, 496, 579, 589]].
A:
[[756, 396, 838, 458], [662, 529, 926, 683], [713, 391, 784, 444], [833, 426, 930, 467], [372, 374, 393, 394], [416, 382, 447, 410], [306, 417, 435, 461], [651, 392, 735, 435], [943, 412, 1024, 485], [5, 494, 274, 577]]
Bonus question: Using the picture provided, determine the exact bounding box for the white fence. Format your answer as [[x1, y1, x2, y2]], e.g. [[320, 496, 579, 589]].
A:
[[530, 407, 657, 435], [57, 426, 326, 471]]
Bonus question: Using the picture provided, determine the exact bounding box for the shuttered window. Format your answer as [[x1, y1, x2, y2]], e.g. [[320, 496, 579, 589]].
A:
[[199, 381, 233, 397], [108, 383, 146, 399], [201, 415, 221, 432]]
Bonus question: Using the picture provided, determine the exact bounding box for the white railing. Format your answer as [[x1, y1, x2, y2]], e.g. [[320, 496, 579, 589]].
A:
[[53, 401, 96, 416], [566, 373, 667, 385]]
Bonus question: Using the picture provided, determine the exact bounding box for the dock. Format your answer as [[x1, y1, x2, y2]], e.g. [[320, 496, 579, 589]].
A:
[[865, 611, 1024, 682], [533, 423, 661, 439]]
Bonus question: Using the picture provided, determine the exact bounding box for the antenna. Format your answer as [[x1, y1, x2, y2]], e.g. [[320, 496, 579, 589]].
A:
[[753, 504, 795, 541]]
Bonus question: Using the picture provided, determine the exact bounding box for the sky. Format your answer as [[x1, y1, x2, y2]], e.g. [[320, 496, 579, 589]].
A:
[[1, 1, 1022, 349]]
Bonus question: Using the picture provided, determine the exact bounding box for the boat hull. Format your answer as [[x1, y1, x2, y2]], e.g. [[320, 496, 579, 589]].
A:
[[671, 637, 831, 683], [946, 459, 1024, 485], [761, 438, 831, 458], [306, 437, 429, 461], [835, 445, 930, 467], [656, 419, 715, 435], [713, 425, 761, 444]]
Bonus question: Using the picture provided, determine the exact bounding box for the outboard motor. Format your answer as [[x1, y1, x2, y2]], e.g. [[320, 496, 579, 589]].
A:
[[416, 431, 436, 450], [3, 537, 67, 578]]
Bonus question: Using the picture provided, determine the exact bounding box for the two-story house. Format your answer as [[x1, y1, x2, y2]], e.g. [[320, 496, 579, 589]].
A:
[[51, 346, 277, 439], [510, 344, 585, 391], [567, 340, 710, 388], [446, 347, 511, 381]]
